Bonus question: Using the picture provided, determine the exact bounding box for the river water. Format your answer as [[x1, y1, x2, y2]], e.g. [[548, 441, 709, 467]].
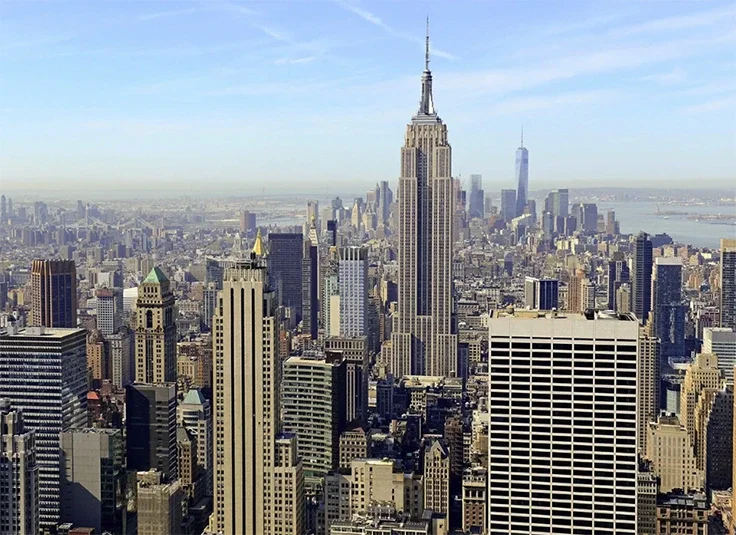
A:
[[600, 201, 736, 249]]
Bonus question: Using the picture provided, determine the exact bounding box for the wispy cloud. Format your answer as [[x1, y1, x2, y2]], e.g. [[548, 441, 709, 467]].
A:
[[610, 5, 736, 37], [138, 2, 258, 21], [335, 1, 458, 60], [138, 7, 204, 21], [439, 32, 733, 98], [679, 82, 736, 96], [256, 25, 292, 43], [641, 67, 686, 85], [487, 90, 617, 115], [0, 34, 74, 53], [683, 95, 736, 113], [275, 56, 316, 65]]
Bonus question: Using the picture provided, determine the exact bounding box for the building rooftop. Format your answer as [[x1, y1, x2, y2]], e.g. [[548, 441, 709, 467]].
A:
[[0, 325, 85, 338], [181, 388, 206, 406], [489, 308, 636, 322], [143, 266, 169, 284]]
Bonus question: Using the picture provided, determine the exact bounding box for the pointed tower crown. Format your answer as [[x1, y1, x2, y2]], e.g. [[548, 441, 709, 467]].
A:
[[252, 228, 266, 257], [415, 17, 437, 119]]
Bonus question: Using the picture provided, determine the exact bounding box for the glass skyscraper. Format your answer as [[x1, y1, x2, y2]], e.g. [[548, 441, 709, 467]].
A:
[[514, 131, 529, 217]]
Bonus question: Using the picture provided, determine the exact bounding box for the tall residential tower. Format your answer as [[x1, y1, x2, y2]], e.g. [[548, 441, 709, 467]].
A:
[[392, 24, 457, 377]]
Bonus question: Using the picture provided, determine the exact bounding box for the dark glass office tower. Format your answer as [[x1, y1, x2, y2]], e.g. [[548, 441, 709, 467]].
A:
[[267, 233, 304, 319], [632, 232, 653, 323]]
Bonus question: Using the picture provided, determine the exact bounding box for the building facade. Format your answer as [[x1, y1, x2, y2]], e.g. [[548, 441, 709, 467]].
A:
[[339, 247, 368, 337], [267, 232, 304, 320], [703, 327, 736, 382], [125, 383, 178, 480], [0, 400, 38, 535], [721, 239, 736, 331], [487, 311, 639, 534], [282, 353, 346, 487], [653, 257, 686, 359], [60, 428, 124, 533], [632, 232, 653, 323], [30, 259, 77, 328], [0, 326, 87, 529]]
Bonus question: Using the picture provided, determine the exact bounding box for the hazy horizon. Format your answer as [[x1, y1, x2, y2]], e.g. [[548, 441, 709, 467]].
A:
[[1, 1, 735, 194]]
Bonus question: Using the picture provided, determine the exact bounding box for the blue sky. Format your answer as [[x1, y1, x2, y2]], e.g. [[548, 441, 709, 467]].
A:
[[1, 0, 734, 198]]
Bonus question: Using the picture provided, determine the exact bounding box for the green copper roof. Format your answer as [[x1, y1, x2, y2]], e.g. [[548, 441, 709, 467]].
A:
[[143, 266, 168, 284], [182, 388, 205, 406]]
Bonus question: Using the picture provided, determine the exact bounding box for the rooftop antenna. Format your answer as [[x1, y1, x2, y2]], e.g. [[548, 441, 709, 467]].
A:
[[425, 16, 430, 71], [520, 126, 524, 148]]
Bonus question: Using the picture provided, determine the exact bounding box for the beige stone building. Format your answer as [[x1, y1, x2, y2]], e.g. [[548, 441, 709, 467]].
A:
[[638, 324, 660, 456], [339, 426, 368, 471], [647, 416, 704, 493], [680, 353, 723, 440], [135, 267, 176, 383], [423, 439, 449, 516], [136, 470, 183, 535], [209, 254, 304, 534], [350, 458, 423, 518]]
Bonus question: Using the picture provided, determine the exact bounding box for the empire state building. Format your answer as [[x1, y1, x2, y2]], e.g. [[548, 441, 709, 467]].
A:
[[392, 25, 457, 377]]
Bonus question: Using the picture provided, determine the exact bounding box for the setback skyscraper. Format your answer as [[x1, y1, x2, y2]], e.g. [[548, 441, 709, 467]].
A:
[[210, 251, 304, 534], [514, 129, 529, 217], [392, 26, 457, 377]]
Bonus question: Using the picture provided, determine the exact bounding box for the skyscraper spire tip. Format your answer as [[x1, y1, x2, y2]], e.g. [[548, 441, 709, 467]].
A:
[[521, 126, 524, 148], [425, 16, 430, 71]]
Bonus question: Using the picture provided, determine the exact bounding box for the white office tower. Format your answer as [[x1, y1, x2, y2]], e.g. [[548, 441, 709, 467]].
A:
[[338, 247, 368, 337], [0, 326, 87, 529], [703, 327, 736, 382], [0, 400, 39, 535], [487, 310, 639, 534]]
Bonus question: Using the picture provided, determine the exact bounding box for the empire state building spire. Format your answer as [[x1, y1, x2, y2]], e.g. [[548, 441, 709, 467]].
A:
[[417, 17, 436, 117]]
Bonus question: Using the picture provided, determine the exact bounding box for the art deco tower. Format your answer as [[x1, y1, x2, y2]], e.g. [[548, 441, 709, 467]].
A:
[[135, 267, 176, 383], [210, 244, 304, 534], [392, 23, 457, 377]]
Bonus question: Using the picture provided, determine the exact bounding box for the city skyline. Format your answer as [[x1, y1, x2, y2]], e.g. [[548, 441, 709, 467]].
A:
[[1, 1, 735, 196]]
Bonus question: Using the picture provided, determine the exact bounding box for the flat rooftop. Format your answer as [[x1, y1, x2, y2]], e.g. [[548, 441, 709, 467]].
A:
[[0, 326, 85, 338]]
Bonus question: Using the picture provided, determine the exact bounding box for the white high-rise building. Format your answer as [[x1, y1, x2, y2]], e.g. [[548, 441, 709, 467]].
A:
[[210, 252, 304, 534], [95, 287, 122, 336], [0, 326, 87, 529], [338, 246, 368, 337], [487, 310, 638, 534], [392, 25, 457, 377], [703, 327, 736, 382]]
